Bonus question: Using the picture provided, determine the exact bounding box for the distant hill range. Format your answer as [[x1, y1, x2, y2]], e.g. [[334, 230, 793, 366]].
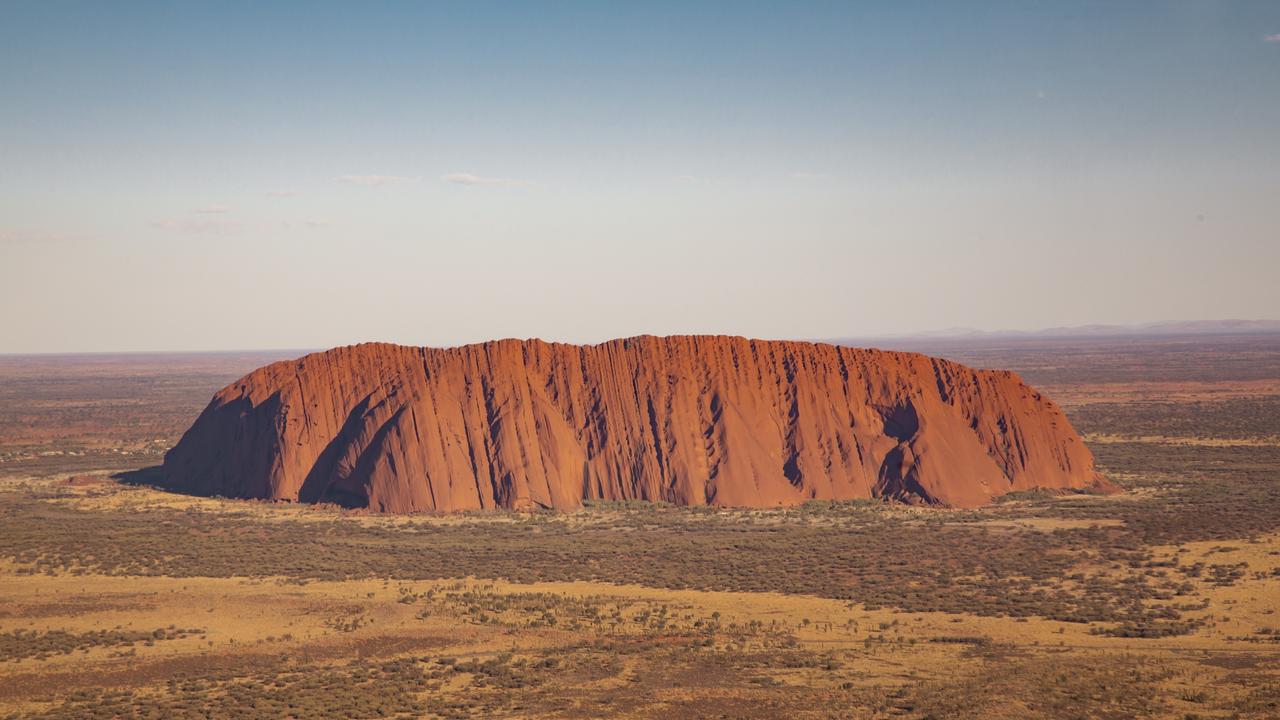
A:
[[833, 319, 1280, 344]]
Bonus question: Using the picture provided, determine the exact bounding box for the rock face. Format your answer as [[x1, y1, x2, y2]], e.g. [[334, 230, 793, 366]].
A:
[[162, 336, 1110, 511]]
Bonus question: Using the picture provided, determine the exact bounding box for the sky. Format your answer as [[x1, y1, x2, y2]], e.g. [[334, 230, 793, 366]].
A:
[[2, 1, 1278, 353]]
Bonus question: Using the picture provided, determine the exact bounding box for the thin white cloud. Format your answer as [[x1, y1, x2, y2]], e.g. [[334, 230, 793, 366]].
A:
[[1266, 34, 1280, 43], [265, 190, 299, 197], [673, 174, 713, 185], [153, 217, 329, 234], [790, 172, 831, 180], [441, 172, 520, 187], [151, 218, 243, 235], [193, 204, 230, 214], [278, 219, 331, 230], [0, 228, 68, 244], [334, 174, 417, 187]]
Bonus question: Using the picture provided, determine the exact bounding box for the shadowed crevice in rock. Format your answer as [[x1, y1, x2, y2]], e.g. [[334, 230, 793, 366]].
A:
[[298, 394, 375, 504]]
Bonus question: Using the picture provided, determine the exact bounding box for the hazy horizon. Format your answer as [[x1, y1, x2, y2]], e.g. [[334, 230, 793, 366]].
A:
[[4, 2, 1279, 353], [2, 316, 1278, 358]]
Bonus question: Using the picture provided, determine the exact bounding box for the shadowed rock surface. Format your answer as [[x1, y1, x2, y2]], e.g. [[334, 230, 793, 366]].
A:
[[162, 336, 1110, 511]]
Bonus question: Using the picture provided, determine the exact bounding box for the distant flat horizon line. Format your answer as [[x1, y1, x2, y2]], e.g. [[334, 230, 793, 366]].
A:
[[830, 318, 1280, 343], [2, 318, 1279, 357]]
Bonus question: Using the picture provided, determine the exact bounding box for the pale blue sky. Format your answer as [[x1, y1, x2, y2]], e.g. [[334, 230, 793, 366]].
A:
[[2, 1, 1278, 352]]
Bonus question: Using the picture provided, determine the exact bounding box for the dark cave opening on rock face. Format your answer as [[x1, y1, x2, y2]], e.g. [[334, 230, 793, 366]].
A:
[[880, 402, 920, 443]]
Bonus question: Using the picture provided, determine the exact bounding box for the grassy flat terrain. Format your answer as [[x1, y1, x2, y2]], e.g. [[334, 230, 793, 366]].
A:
[[0, 474, 1277, 718], [1, 334, 1278, 718]]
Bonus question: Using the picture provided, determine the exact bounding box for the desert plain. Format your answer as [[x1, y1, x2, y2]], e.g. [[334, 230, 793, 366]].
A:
[[1, 333, 1278, 719]]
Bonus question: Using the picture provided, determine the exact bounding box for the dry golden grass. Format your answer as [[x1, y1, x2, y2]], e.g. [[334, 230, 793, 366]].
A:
[[1047, 379, 1280, 406], [2, 472, 1279, 718], [3, 336, 1280, 718], [1082, 433, 1280, 447]]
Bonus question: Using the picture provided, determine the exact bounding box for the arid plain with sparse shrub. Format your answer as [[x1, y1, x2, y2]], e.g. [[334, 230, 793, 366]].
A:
[[1, 334, 1278, 719]]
